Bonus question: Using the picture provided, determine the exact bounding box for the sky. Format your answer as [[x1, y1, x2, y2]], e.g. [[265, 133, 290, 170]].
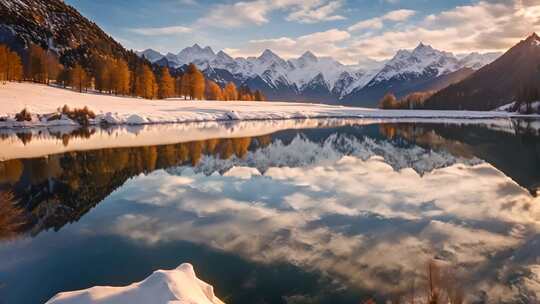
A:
[[64, 0, 540, 65]]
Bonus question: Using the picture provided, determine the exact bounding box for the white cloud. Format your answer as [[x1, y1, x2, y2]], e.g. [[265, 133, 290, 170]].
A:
[[129, 25, 192, 36], [348, 0, 540, 59], [348, 9, 416, 31], [196, 0, 346, 28], [286, 0, 346, 24], [227, 29, 351, 60]]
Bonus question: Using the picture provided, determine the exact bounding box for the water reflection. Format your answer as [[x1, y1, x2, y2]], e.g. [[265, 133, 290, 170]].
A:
[[0, 119, 539, 304]]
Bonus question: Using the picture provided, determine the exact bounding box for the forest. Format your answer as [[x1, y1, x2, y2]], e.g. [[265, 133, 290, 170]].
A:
[[0, 43, 265, 102]]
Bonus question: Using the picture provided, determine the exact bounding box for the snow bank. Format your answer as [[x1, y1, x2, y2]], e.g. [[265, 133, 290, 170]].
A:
[[46, 263, 224, 304], [497, 101, 540, 114], [1, 82, 538, 129]]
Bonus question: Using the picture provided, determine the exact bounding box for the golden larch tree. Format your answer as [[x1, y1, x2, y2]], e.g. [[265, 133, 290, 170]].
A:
[[135, 64, 158, 99], [180, 73, 192, 99], [254, 90, 266, 101], [70, 64, 89, 93], [206, 81, 223, 100], [224, 82, 238, 101], [113, 59, 131, 95], [158, 67, 175, 99]]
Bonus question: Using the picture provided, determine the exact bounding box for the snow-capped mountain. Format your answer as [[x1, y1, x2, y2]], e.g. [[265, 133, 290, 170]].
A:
[[424, 33, 540, 110], [457, 52, 501, 70], [141, 45, 380, 103], [136, 49, 165, 62], [139, 43, 499, 106], [341, 43, 502, 107], [368, 43, 460, 84]]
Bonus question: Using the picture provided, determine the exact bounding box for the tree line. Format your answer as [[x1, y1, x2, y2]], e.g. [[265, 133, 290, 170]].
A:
[[0, 43, 266, 101], [378, 91, 436, 110]]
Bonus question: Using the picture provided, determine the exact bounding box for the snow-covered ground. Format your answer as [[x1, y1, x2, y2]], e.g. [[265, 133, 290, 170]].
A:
[[46, 263, 224, 304], [497, 101, 540, 114], [1, 83, 538, 129]]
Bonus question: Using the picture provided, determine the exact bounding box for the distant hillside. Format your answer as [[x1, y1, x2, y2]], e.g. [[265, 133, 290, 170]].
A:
[[341, 44, 492, 107], [0, 0, 142, 67], [424, 33, 540, 110]]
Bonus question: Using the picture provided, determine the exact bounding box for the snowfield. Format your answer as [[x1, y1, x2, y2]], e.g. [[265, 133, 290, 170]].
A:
[[0, 82, 538, 129], [46, 263, 224, 304]]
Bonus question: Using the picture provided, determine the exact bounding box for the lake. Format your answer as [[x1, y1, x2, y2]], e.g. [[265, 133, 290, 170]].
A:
[[0, 118, 539, 304]]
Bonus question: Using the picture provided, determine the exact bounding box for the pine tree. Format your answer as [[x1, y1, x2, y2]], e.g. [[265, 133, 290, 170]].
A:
[[206, 81, 223, 100], [158, 66, 175, 99], [224, 82, 238, 101]]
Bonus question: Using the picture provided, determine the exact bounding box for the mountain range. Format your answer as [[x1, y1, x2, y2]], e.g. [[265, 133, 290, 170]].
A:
[[2, 0, 534, 110], [424, 33, 540, 110], [138, 44, 501, 106]]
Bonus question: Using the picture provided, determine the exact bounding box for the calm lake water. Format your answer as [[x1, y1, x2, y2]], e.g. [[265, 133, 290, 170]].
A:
[[0, 119, 539, 304]]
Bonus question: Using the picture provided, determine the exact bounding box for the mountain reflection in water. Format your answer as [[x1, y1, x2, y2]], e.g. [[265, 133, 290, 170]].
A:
[[0, 119, 539, 304]]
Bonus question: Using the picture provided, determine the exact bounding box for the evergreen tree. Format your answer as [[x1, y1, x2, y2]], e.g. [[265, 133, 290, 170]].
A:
[[158, 67, 175, 99]]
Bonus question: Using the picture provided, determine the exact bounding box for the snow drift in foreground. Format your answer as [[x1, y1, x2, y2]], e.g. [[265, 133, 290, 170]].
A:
[[46, 263, 224, 304], [1, 83, 538, 129]]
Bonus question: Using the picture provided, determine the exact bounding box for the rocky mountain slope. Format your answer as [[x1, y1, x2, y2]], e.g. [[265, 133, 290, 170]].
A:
[[424, 33, 540, 110], [0, 0, 144, 67]]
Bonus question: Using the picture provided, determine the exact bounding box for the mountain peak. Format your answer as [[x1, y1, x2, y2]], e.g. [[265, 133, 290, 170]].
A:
[[299, 51, 318, 62], [192, 43, 202, 50], [527, 32, 539, 40], [414, 42, 434, 52], [525, 32, 540, 46], [259, 49, 281, 62]]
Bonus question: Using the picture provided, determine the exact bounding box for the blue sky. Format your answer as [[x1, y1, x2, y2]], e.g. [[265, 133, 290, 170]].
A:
[[65, 0, 539, 64]]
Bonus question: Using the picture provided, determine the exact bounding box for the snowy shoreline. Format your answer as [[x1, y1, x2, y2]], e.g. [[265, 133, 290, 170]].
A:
[[46, 263, 224, 304], [1, 82, 539, 129]]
